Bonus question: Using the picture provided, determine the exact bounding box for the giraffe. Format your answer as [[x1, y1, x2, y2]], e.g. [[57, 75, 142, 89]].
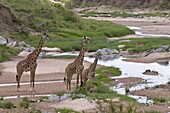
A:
[[16, 33, 49, 92], [64, 36, 90, 92], [82, 52, 101, 91]]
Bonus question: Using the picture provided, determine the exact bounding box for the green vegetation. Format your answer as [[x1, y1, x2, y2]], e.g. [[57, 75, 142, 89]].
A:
[[77, 67, 135, 102], [0, 0, 134, 52], [39, 96, 49, 102], [0, 101, 15, 109], [71, 0, 170, 10], [153, 97, 166, 103], [29, 107, 41, 113], [125, 87, 130, 94], [96, 67, 121, 77], [167, 80, 170, 84], [56, 91, 65, 97], [20, 97, 30, 109], [0, 45, 20, 62], [80, 11, 170, 18], [55, 108, 80, 113], [43, 55, 76, 59], [145, 111, 161, 113], [0, 96, 4, 101]]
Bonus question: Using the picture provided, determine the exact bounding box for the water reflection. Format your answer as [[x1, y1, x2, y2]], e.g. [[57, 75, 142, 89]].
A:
[[156, 60, 169, 66]]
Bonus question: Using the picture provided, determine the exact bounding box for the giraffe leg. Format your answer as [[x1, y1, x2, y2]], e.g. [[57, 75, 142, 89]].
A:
[[66, 79, 69, 93], [79, 65, 84, 87], [69, 80, 71, 91], [76, 65, 84, 89], [76, 72, 79, 90], [30, 63, 37, 92], [16, 69, 23, 92]]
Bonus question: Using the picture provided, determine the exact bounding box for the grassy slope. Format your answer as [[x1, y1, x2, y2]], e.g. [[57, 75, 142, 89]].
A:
[[0, 45, 20, 62], [71, 0, 170, 10], [0, 0, 134, 52]]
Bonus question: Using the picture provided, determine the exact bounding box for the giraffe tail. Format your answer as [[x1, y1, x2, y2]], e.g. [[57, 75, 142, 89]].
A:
[[16, 75, 18, 82], [63, 77, 67, 85]]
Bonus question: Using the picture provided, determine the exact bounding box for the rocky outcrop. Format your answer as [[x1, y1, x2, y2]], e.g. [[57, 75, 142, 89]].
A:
[[96, 48, 119, 55], [0, 3, 37, 34], [0, 36, 35, 52], [0, 4, 21, 32], [143, 69, 159, 75]]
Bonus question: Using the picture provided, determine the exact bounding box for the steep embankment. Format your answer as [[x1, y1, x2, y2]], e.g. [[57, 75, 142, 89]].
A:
[[72, 0, 170, 9], [0, 4, 21, 32]]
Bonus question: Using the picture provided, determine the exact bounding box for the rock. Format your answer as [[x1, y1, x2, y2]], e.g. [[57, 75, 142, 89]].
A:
[[18, 41, 26, 47], [112, 98, 120, 103], [59, 94, 71, 101], [48, 94, 60, 101], [29, 98, 39, 103], [77, 94, 85, 98], [119, 40, 131, 42], [143, 69, 159, 75], [39, 52, 46, 58], [24, 44, 31, 48], [96, 48, 119, 55], [22, 47, 30, 52], [118, 45, 125, 49], [151, 45, 169, 53], [42, 47, 61, 52], [156, 60, 169, 66], [0, 36, 7, 45]]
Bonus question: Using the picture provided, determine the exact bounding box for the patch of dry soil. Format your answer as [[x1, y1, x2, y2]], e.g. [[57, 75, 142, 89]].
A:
[[124, 52, 170, 63]]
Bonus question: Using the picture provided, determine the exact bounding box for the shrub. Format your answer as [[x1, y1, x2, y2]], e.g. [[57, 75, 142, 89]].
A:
[[153, 97, 166, 103], [20, 97, 30, 108], [0, 101, 15, 109]]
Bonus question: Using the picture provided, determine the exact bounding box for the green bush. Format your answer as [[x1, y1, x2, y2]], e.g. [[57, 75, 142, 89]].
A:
[[96, 67, 122, 77], [0, 45, 20, 62], [0, 101, 15, 109], [20, 97, 30, 108], [153, 97, 166, 103]]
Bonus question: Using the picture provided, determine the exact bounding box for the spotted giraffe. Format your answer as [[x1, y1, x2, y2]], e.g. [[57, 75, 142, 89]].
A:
[[16, 33, 49, 92], [82, 52, 101, 91], [64, 36, 90, 92]]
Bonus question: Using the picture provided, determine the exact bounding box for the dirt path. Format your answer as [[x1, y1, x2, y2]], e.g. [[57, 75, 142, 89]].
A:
[[0, 54, 102, 96]]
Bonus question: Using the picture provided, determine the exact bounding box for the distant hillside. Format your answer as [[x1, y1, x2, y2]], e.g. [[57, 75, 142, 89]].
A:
[[71, 0, 170, 9]]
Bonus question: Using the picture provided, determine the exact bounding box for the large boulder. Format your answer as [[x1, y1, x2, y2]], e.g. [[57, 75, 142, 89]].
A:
[[0, 36, 7, 45], [151, 45, 169, 53], [97, 48, 119, 55]]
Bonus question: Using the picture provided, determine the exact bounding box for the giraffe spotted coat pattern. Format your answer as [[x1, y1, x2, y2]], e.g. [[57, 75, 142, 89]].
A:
[[16, 33, 49, 92], [64, 36, 90, 91]]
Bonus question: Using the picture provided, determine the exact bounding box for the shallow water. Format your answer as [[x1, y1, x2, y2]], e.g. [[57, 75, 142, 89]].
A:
[[84, 57, 170, 104], [127, 26, 170, 37]]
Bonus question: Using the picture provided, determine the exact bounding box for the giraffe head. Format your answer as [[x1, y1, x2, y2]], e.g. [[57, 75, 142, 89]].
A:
[[82, 36, 90, 45], [94, 51, 102, 59], [42, 32, 49, 40]]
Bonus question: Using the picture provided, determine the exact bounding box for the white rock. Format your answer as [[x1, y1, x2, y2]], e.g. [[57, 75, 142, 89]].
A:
[[0, 36, 7, 45]]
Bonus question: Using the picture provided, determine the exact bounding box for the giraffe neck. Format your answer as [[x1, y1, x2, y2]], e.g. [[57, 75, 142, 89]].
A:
[[89, 57, 98, 71], [75, 43, 85, 64], [32, 38, 44, 59]]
